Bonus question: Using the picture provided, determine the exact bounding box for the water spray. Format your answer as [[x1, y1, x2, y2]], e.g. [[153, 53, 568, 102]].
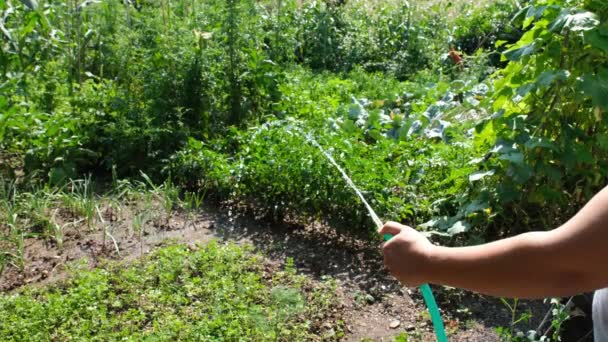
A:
[[306, 133, 448, 342]]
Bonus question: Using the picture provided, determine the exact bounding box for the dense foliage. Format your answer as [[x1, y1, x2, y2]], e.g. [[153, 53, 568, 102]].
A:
[[2, 0, 607, 340], [465, 0, 608, 237], [1, 0, 607, 240]]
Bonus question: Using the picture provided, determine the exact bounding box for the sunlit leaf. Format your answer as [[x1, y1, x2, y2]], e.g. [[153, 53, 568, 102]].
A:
[[536, 70, 569, 87], [463, 200, 489, 215], [503, 42, 537, 61], [498, 152, 524, 165], [469, 170, 495, 182], [581, 69, 608, 110], [525, 137, 557, 150], [447, 220, 470, 235], [18, 0, 37, 10], [549, 10, 599, 33], [585, 28, 608, 53]]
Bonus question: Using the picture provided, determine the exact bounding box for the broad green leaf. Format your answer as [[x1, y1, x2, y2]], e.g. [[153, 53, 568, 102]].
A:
[[575, 145, 593, 164], [497, 183, 519, 203], [550, 10, 599, 33], [585, 28, 608, 53], [19, 0, 37, 10], [495, 40, 508, 48], [526, 5, 546, 20], [508, 164, 533, 184], [510, 5, 532, 27], [450, 80, 465, 91], [597, 134, 608, 151], [563, 147, 577, 170], [348, 103, 363, 120], [528, 189, 546, 204], [516, 83, 536, 97], [581, 69, 608, 110], [490, 141, 515, 154], [539, 164, 562, 181], [525, 137, 557, 150], [499, 152, 524, 165], [447, 220, 470, 235], [536, 70, 569, 87], [341, 119, 356, 134], [503, 42, 537, 61], [419, 219, 437, 229], [419, 217, 447, 230], [463, 200, 489, 215]]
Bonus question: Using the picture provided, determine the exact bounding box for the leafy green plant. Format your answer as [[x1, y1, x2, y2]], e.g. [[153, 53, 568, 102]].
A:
[[0, 242, 338, 340], [61, 177, 96, 230], [451, 1, 520, 65], [49, 209, 65, 250], [3, 206, 25, 272], [460, 0, 608, 237], [130, 214, 146, 260], [496, 297, 573, 341], [496, 298, 533, 340], [182, 190, 205, 229]]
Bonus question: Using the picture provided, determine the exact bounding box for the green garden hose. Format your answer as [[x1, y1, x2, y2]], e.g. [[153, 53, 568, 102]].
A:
[[304, 132, 448, 341], [384, 234, 448, 342]]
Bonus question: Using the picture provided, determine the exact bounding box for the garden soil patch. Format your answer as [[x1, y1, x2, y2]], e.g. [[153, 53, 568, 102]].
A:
[[0, 204, 550, 341]]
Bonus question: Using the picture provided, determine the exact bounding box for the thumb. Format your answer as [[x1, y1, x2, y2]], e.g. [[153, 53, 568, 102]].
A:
[[378, 221, 404, 237]]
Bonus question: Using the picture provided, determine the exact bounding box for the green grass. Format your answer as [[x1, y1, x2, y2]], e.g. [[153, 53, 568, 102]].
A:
[[0, 242, 339, 341]]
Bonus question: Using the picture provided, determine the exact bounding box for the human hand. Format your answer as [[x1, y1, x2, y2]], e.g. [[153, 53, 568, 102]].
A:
[[379, 221, 436, 287]]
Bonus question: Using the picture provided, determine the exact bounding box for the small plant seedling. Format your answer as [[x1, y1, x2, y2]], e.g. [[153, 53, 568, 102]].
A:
[[182, 190, 205, 229], [5, 208, 25, 272], [394, 332, 408, 342], [162, 178, 180, 227], [131, 211, 147, 262], [62, 177, 97, 231]]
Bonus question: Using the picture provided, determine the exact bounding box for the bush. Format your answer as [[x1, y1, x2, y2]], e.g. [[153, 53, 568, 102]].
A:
[[461, 0, 608, 237]]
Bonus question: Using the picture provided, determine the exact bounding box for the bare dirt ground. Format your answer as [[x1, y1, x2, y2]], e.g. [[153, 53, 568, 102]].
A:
[[0, 203, 554, 341]]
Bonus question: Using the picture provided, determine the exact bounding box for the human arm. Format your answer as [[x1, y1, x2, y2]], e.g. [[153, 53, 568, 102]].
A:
[[380, 186, 608, 299]]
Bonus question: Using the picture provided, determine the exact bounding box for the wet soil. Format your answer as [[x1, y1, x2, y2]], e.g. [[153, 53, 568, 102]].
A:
[[0, 203, 566, 341]]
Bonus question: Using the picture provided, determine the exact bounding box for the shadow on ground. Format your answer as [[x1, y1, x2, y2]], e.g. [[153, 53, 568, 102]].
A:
[[3, 203, 590, 341]]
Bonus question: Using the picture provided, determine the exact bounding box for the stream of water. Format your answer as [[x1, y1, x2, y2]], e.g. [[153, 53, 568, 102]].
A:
[[302, 129, 448, 342], [304, 134, 384, 229]]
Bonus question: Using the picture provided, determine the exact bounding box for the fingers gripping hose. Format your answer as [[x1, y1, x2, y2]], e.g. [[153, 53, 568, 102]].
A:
[[303, 132, 447, 341], [384, 234, 448, 342]]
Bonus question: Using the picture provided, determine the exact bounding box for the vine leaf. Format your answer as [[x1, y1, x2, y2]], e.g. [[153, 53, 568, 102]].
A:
[[469, 170, 495, 182], [581, 69, 608, 110], [536, 70, 569, 88], [447, 220, 470, 235], [18, 0, 38, 10], [585, 27, 608, 53], [503, 42, 537, 61], [550, 10, 599, 33]]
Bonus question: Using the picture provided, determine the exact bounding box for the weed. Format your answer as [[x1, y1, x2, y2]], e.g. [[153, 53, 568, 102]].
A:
[[140, 172, 179, 226], [131, 211, 148, 261], [3, 206, 25, 272], [49, 209, 65, 250], [497, 298, 532, 340], [62, 177, 96, 230], [0, 242, 338, 340], [161, 178, 180, 226], [21, 190, 55, 239], [182, 190, 205, 229], [395, 332, 409, 342]]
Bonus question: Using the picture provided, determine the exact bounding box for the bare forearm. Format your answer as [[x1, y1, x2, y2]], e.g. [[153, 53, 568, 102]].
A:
[[381, 186, 608, 298], [426, 231, 594, 299], [422, 187, 608, 298]]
